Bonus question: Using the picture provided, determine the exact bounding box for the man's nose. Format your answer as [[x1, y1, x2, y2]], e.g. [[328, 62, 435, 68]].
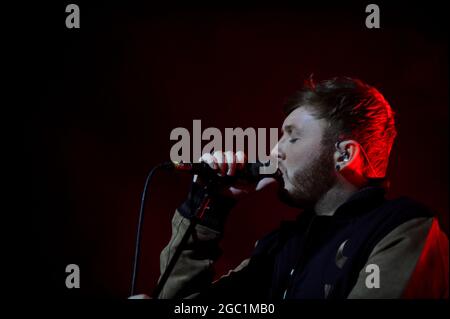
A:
[[270, 142, 285, 160]]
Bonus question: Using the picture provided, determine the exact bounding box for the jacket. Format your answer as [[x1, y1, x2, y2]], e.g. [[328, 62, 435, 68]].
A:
[[157, 185, 448, 299]]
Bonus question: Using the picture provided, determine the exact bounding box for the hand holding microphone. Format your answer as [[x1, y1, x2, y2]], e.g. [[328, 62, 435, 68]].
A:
[[131, 153, 277, 298], [175, 150, 280, 200]]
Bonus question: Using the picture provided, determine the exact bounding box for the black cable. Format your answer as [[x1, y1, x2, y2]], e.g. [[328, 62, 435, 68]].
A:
[[151, 216, 199, 299], [151, 190, 212, 299], [130, 162, 171, 297]]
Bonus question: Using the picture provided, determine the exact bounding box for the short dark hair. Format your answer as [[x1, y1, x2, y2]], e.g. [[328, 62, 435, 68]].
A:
[[284, 76, 397, 178]]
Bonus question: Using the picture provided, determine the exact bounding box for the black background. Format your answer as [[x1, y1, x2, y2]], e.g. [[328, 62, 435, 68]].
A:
[[23, 1, 448, 300]]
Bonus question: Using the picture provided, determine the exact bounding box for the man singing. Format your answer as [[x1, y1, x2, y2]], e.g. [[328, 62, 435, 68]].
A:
[[148, 77, 448, 299]]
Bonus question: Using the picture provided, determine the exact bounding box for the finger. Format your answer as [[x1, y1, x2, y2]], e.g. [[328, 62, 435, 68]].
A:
[[128, 294, 151, 299], [224, 151, 236, 176], [213, 151, 227, 176], [195, 153, 218, 182], [193, 156, 204, 183], [235, 151, 246, 171], [201, 153, 218, 170], [255, 177, 278, 191]]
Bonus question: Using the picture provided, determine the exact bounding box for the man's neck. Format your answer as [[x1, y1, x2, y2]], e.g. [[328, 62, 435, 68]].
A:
[[314, 182, 360, 216]]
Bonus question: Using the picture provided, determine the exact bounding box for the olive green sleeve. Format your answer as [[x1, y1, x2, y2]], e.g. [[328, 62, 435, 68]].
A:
[[348, 217, 448, 299]]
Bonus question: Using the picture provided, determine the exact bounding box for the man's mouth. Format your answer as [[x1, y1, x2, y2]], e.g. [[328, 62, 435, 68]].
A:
[[273, 168, 284, 183], [274, 165, 288, 185], [277, 164, 286, 178]]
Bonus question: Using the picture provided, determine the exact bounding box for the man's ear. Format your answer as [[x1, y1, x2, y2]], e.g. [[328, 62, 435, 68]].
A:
[[334, 140, 362, 171], [334, 139, 368, 186]]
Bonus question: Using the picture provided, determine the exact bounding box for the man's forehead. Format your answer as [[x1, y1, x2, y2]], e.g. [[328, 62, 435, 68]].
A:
[[281, 107, 318, 132]]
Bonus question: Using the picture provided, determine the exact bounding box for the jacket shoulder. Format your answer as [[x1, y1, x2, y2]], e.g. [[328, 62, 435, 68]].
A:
[[378, 195, 435, 221]]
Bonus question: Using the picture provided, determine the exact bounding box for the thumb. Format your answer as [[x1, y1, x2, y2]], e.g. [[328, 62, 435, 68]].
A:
[[255, 177, 278, 191], [128, 294, 151, 299]]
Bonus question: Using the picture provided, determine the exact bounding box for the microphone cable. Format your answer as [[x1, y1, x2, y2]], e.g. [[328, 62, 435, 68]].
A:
[[130, 162, 172, 297]]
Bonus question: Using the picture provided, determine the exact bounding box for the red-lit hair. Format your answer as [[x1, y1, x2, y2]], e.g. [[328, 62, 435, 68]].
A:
[[284, 76, 397, 179]]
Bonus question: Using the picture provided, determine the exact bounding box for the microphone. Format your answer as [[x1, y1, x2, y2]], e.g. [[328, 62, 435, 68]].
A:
[[163, 160, 281, 182]]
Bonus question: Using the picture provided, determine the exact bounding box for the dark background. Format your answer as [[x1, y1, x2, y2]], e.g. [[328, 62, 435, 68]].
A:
[[25, 1, 448, 299]]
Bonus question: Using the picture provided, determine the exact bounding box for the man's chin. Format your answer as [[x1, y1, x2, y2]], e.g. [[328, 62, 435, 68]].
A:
[[277, 186, 307, 208], [278, 185, 301, 207]]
